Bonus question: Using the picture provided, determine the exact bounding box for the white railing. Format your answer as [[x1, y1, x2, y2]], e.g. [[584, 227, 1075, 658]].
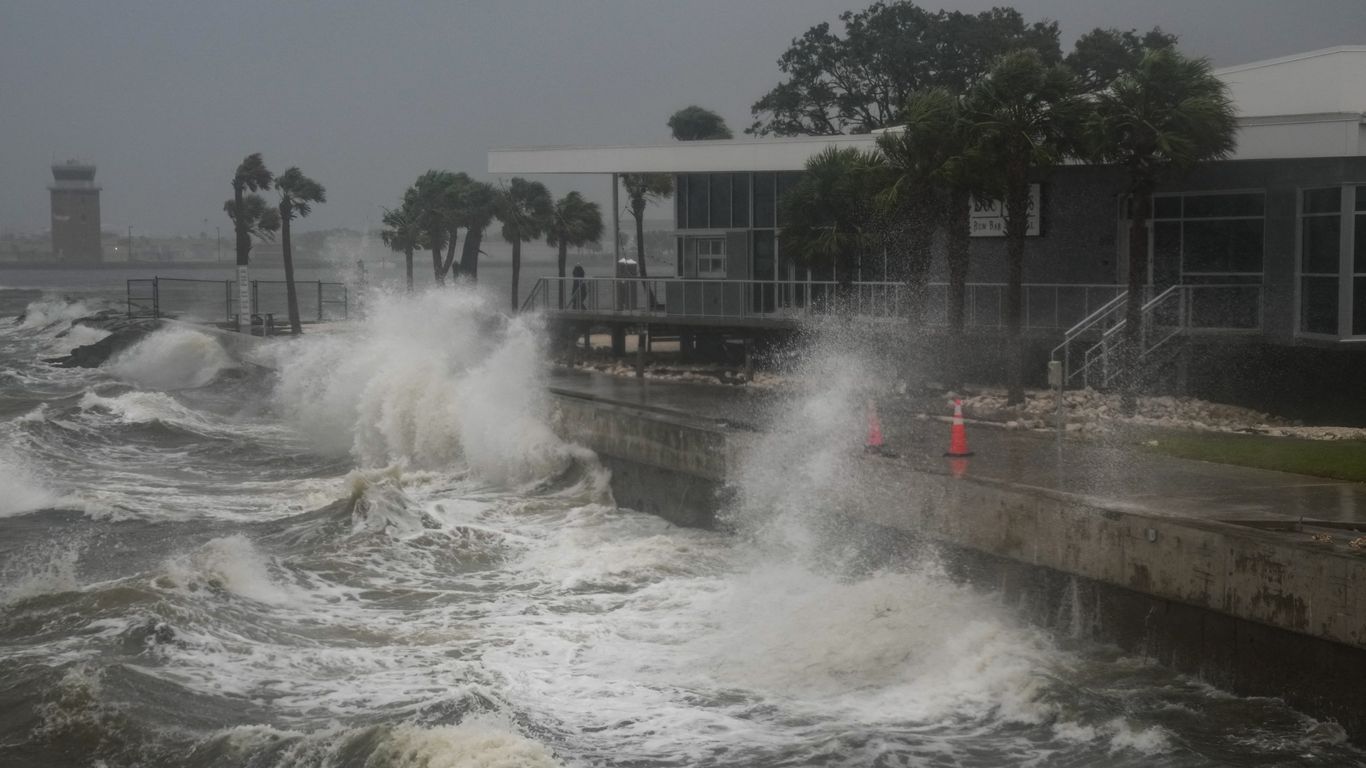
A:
[[1053, 284, 1263, 390], [522, 276, 1124, 331]]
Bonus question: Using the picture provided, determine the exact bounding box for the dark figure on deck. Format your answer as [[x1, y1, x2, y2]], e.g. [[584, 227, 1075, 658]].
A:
[[571, 264, 586, 310]]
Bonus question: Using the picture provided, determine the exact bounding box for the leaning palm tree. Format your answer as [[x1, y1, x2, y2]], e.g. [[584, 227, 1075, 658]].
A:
[[229, 153, 274, 332], [1087, 47, 1237, 414], [275, 167, 326, 334], [409, 170, 460, 286], [964, 50, 1088, 404], [546, 192, 604, 308], [454, 179, 498, 281], [380, 201, 420, 292], [620, 174, 673, 278], [779, 146, 885, 299], [495, 177, 553, 313]]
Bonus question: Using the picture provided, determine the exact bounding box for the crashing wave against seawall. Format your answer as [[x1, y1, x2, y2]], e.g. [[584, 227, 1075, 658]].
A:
[[106, 327, 235, 390], [271, 289, 588, 486]]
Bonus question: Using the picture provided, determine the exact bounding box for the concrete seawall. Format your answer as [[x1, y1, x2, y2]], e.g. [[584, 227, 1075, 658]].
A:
[[548, 387, 1366, 738]]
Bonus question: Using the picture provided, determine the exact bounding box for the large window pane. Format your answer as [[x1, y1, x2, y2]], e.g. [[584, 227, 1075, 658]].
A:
[[731, 173, 750, 228], [1182, 219, 1263, 273], [709, 173, 732, 229], [1356, 214, 1366, 274], [1301, 276, 1339, 334], [1356, 186, 1366, 212], [776, 172, 802, 227], [1153, 221, 1181, 284], [1301, 215, 1340, 274], [753, 172, 775, 227], [752, 230, 775, 280], [1153, 195, 1181, 219], [1355, 277, 1366, 336], [686, 173, 709, 229], [1303, 187, 1341, 215], [674, 175, 687, 227], [1184, 193, 1263, 218]]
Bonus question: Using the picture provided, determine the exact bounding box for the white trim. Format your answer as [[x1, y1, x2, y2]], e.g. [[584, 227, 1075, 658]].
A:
[[1213, 46, 1366, 76]]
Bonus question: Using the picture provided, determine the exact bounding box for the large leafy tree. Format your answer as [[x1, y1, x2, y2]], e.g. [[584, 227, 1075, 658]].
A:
[[275, 167, 326, 335], [380, 201, 420, 293], [620, 174, 673, 278], [546, 192, 603, 308], [749, 2, 1060, 136], [668, 106, 733, 140], [495, 178, 553, 313], [964, 49, 1088, 404], [1066, 26, 1179, 92], [778, 146, 885, 293], [1087, 47, 1237, 413]]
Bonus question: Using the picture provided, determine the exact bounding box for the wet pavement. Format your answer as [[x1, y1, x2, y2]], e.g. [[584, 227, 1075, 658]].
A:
[[547, 368, 1366, 528]]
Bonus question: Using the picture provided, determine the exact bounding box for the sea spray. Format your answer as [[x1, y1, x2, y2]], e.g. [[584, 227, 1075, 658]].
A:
[[272, 288, 591, 486], [106, 326, 235, 390]]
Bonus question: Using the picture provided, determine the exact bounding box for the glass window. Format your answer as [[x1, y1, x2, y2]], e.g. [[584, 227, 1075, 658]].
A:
[[694, 237, 726, 277], [1183, 193, 1263, 218], [1153, 196, 1181, 219], [752, 230, 774, 280], [1303, 187, 1342, 215], [1301, 276, 1339, 334], [1183, 219, 1263, 273], [1301, 215, 1340, 274], [776, 172, 802, 227], [1355, 213, 1366, 274], [731, 173, 750, 228], [1355, 277, 1366, 336], [686, 173, 709, 229], [709, 174, 731, 229], [753, 172, 775, 228], [674, 175, 687, 228], [1356, 185, 1366, 212]]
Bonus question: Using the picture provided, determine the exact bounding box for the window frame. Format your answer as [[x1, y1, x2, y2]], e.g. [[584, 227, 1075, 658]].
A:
[[693, 237, 727, 279], [1150, 189, 1267, 279], [1294, 185, 1364, 340]]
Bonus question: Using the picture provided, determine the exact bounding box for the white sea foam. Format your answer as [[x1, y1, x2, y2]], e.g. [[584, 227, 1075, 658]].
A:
[[272, 289, 591, 487], [1, 537, 82, 604], [19, 297, 96, 331], [0, 450, 60, 517], [162, 535, 292, 605], [369, 718, 562, 768], [106, 326, 234, 389]]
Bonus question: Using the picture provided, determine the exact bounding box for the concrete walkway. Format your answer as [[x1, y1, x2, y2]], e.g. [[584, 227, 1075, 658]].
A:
[[547, 368, 1366, 530]]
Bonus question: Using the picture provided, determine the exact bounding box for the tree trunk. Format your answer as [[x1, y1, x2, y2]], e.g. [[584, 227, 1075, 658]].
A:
[[280, 208, 302, 335], [404, 247, 414, 293], [1122, 181, 1153, 415], [233, 182, 250, 332], [1004, 166, 1029, 406], [431, 242, 443, 286], [510, 240, 522, 313], [903, 195, 937, 326], [946, 188, 972, 387], [440, 233, 459, 281], [557, 240, 568, 309], [459, 227, 483, 282]]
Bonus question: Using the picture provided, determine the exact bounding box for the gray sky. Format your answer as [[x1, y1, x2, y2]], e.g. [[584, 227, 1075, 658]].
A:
[[2, 0, 1363, 237]]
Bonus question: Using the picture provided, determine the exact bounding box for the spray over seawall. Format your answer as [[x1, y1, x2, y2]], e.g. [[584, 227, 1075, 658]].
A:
[[271, 288, 594, 488]]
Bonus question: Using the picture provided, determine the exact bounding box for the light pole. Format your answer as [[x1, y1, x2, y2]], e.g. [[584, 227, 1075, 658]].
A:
[[127, 226, 133, 261], [216, 226, 221, 263]]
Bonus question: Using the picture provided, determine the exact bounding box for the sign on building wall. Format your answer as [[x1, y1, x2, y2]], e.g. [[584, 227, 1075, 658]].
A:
[[970, 184, 1041, 237]]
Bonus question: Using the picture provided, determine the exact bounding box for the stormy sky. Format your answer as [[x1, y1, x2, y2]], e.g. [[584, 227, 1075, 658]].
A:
[[2, 0, 1363, 237]]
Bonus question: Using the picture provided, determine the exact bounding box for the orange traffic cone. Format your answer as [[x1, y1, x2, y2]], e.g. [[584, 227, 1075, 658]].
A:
[[945, 398, 973, 457], [865, 399, 885, 454]]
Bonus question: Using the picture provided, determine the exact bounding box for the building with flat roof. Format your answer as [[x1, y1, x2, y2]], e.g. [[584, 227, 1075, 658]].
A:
[[49, 161, 102, 263], [491, 46, 1366, 419]]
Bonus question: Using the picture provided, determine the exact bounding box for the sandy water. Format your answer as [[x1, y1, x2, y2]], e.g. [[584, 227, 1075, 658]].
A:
[[0, 285, 1363, 767]]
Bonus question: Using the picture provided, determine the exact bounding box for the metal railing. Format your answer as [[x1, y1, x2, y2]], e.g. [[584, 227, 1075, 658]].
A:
[[126, 277, 348, 324], [1053, 283, 1264, 390], [522, 276, 1124, 331]]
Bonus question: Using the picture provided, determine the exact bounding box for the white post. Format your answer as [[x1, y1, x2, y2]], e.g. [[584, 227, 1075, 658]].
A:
[[237, 264, 250, 333], [611, 172, 621, 277]]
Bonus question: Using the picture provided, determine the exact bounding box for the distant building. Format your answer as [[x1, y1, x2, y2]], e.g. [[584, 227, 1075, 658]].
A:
[[49, 161, 102, 262]]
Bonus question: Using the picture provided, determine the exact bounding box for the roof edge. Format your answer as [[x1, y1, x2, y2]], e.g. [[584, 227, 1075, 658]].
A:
[[1215, 45, 1366, 76]]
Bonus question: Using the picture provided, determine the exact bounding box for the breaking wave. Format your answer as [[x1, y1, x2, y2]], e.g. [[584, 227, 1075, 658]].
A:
[[106, 327, 235, 390]]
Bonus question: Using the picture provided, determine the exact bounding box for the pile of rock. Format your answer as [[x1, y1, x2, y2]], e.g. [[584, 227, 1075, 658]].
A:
[[951, 388, 1366, 440], [43, 310, 163, 369]]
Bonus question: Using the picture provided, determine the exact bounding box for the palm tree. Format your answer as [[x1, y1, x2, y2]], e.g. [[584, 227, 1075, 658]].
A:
[[409, 170, 460, 286], [380, 201, 420, 292], [778, 146, 885, 297], [228, 153, 274, 332], [546, 192, 604, 308], [964, 49, 1088, 404], [1087, 47, 1237, 413], [275, 167, 326, 334], [495, 177, 553, 313], [454, 179, 498, 281], [620, 174, 673, 278]]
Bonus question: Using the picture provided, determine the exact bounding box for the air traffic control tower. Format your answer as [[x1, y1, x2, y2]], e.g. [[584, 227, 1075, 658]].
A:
[[49, 161, 102, 262]]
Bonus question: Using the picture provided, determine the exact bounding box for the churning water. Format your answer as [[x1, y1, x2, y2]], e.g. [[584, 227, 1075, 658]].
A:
[[0, 286, 1362, 767]]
